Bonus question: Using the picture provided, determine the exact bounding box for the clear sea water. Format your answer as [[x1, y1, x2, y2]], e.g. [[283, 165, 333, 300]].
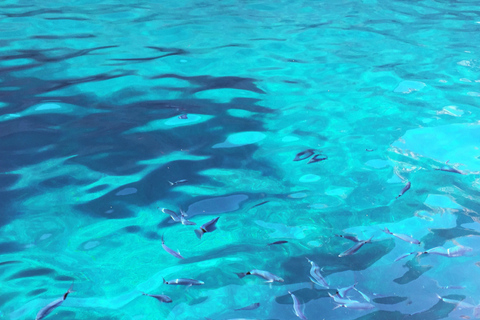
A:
[[1, 0, 480, 319]]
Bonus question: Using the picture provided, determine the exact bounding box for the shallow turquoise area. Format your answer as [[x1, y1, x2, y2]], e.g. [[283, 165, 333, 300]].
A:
[[1, 0, 480, 320]]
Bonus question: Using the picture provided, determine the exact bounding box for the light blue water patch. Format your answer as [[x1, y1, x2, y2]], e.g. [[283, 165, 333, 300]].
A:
[[0, 102, 7, 108], [212, 131, 266, 148], [186, 194, 249, 216], [392, 123, 480, 171], [424, 194, 464, 210], [365, 159, 392, 169], [288, 192, 308, 199], [393, 80, 426, 93], [254, 220, 313, 239], [299, 174, 321, 182], [126, 114, 213, 133], [282, 135, 300, 142]]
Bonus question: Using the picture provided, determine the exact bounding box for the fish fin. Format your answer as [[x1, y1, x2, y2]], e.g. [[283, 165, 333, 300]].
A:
[[333, 304, 343, 310], [194, 228, 204, 239], [235, 272, 247, 279]]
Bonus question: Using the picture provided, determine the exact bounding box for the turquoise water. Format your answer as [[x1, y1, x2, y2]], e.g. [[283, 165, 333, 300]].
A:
[[1, 0, 480, 319]]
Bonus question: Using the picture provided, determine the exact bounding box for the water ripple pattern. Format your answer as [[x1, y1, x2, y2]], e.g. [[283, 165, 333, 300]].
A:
[[1, 0, 480, 319]]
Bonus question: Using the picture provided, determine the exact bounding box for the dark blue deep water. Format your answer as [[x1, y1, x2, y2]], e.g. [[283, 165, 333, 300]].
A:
[[2, 0, 480, 319]]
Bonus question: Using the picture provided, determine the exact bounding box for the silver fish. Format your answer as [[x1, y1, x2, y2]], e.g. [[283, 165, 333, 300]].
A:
[[383, 227, 420, 244], [436, 165, 463, 174], [161, 208, 180, 222], [336, 283, 357, 298], [339, 236, 373, 257], [163, 277, 204, 286], [195, 217, 220, 239], [235, 269, 284, 283], [436, 294, 475, 309], [161, 234, 184, 259], [421, 245, 472, 257], [294, 149, 314, 161], [178, 114, 188, 119], [180, 209, 196, 225], [394, 251, 418, 262], [333, 301, 375, 310], [395, 181, 411, 199], [288, 291, 308, 320], [328, 292, 359, 304], [234, 302, 260, 311], [305, 257, 328, 288], [36, 282, 74, 320], [168, 179, 188, 186], [354, 287, 371, 303], [335, 234, 361, 242], [142, 292, 172, 303]]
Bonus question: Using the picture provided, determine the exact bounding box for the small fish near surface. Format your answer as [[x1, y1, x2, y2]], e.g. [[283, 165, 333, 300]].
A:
[[160, 208, 181, 222], [307, 154, 327, 164], [335, 234, 361, 242], [234, 302, 260, 311], [142, 292, 172, 303], [235, 269, 284, 283], [288, 291, 308, 320], [336, 283, 357, 298], [168, 179, 188, 186], [435, 161, 464, 175], [333, 301, 375, 310], [294, 149, 315, 161], [195, 217, 220, 239], [419, 244, 473, 258], [180, 209, 196, 225], [305, 257, 328, 288], [328, 292, 359, 304], [395, 181, 411, 199], [161, 234, 184, 259], [267, 240, 288, 246], [339, 236, 373, 257], [36, 282, 74, 320], [163, 277, 204, 286], [382, 227, 420, 244]]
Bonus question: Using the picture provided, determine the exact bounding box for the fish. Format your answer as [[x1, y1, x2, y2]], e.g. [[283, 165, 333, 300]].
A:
[[288, 291, 308, 320], [305, 257, 328, 288], [234, 302, 260, 311], [395, 181, 411, 199], [180, 209, 196, 225], [328, 292, 359, 304], [249, 200, 270, 210], [294, 149, 314, 161], [365, 149, 374, 152], [336, 283, 357, 298], [354, 287, 371, 303], [382, 227, 420, 244], [160, 208, 181, 222], [339, 236, 373, 257], [168, 179, 188, 186], [436, 294, 475, 309], [178, 114, 188, 119], [142, 292, 172, 303], [36, 282, 74, 320], [335, 234, 361, 242], [307, 154, 327, 164], [267, 240, 288, 246], [194, 217, 220, 239], [161, 234, 184, 259], [235, 269, 284, 283], [163, 277, 204, 286], [436, 166, 463, 174], [420, 245, 472, 258], [394, 251, 418, 262], [333, 301, 375, 310]]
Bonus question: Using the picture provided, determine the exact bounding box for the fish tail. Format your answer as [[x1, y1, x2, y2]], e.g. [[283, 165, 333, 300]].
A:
[[194, 228, 205, 239], [383, 227, 391, 234], [332, 304, 343, 310], [235, 272, 247, 279], [163, 277, 167, 284], [167, 181, 174, 186]]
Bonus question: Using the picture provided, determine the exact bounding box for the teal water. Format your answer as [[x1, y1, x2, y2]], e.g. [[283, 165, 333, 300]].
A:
[[1, 0, 480, 319]]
